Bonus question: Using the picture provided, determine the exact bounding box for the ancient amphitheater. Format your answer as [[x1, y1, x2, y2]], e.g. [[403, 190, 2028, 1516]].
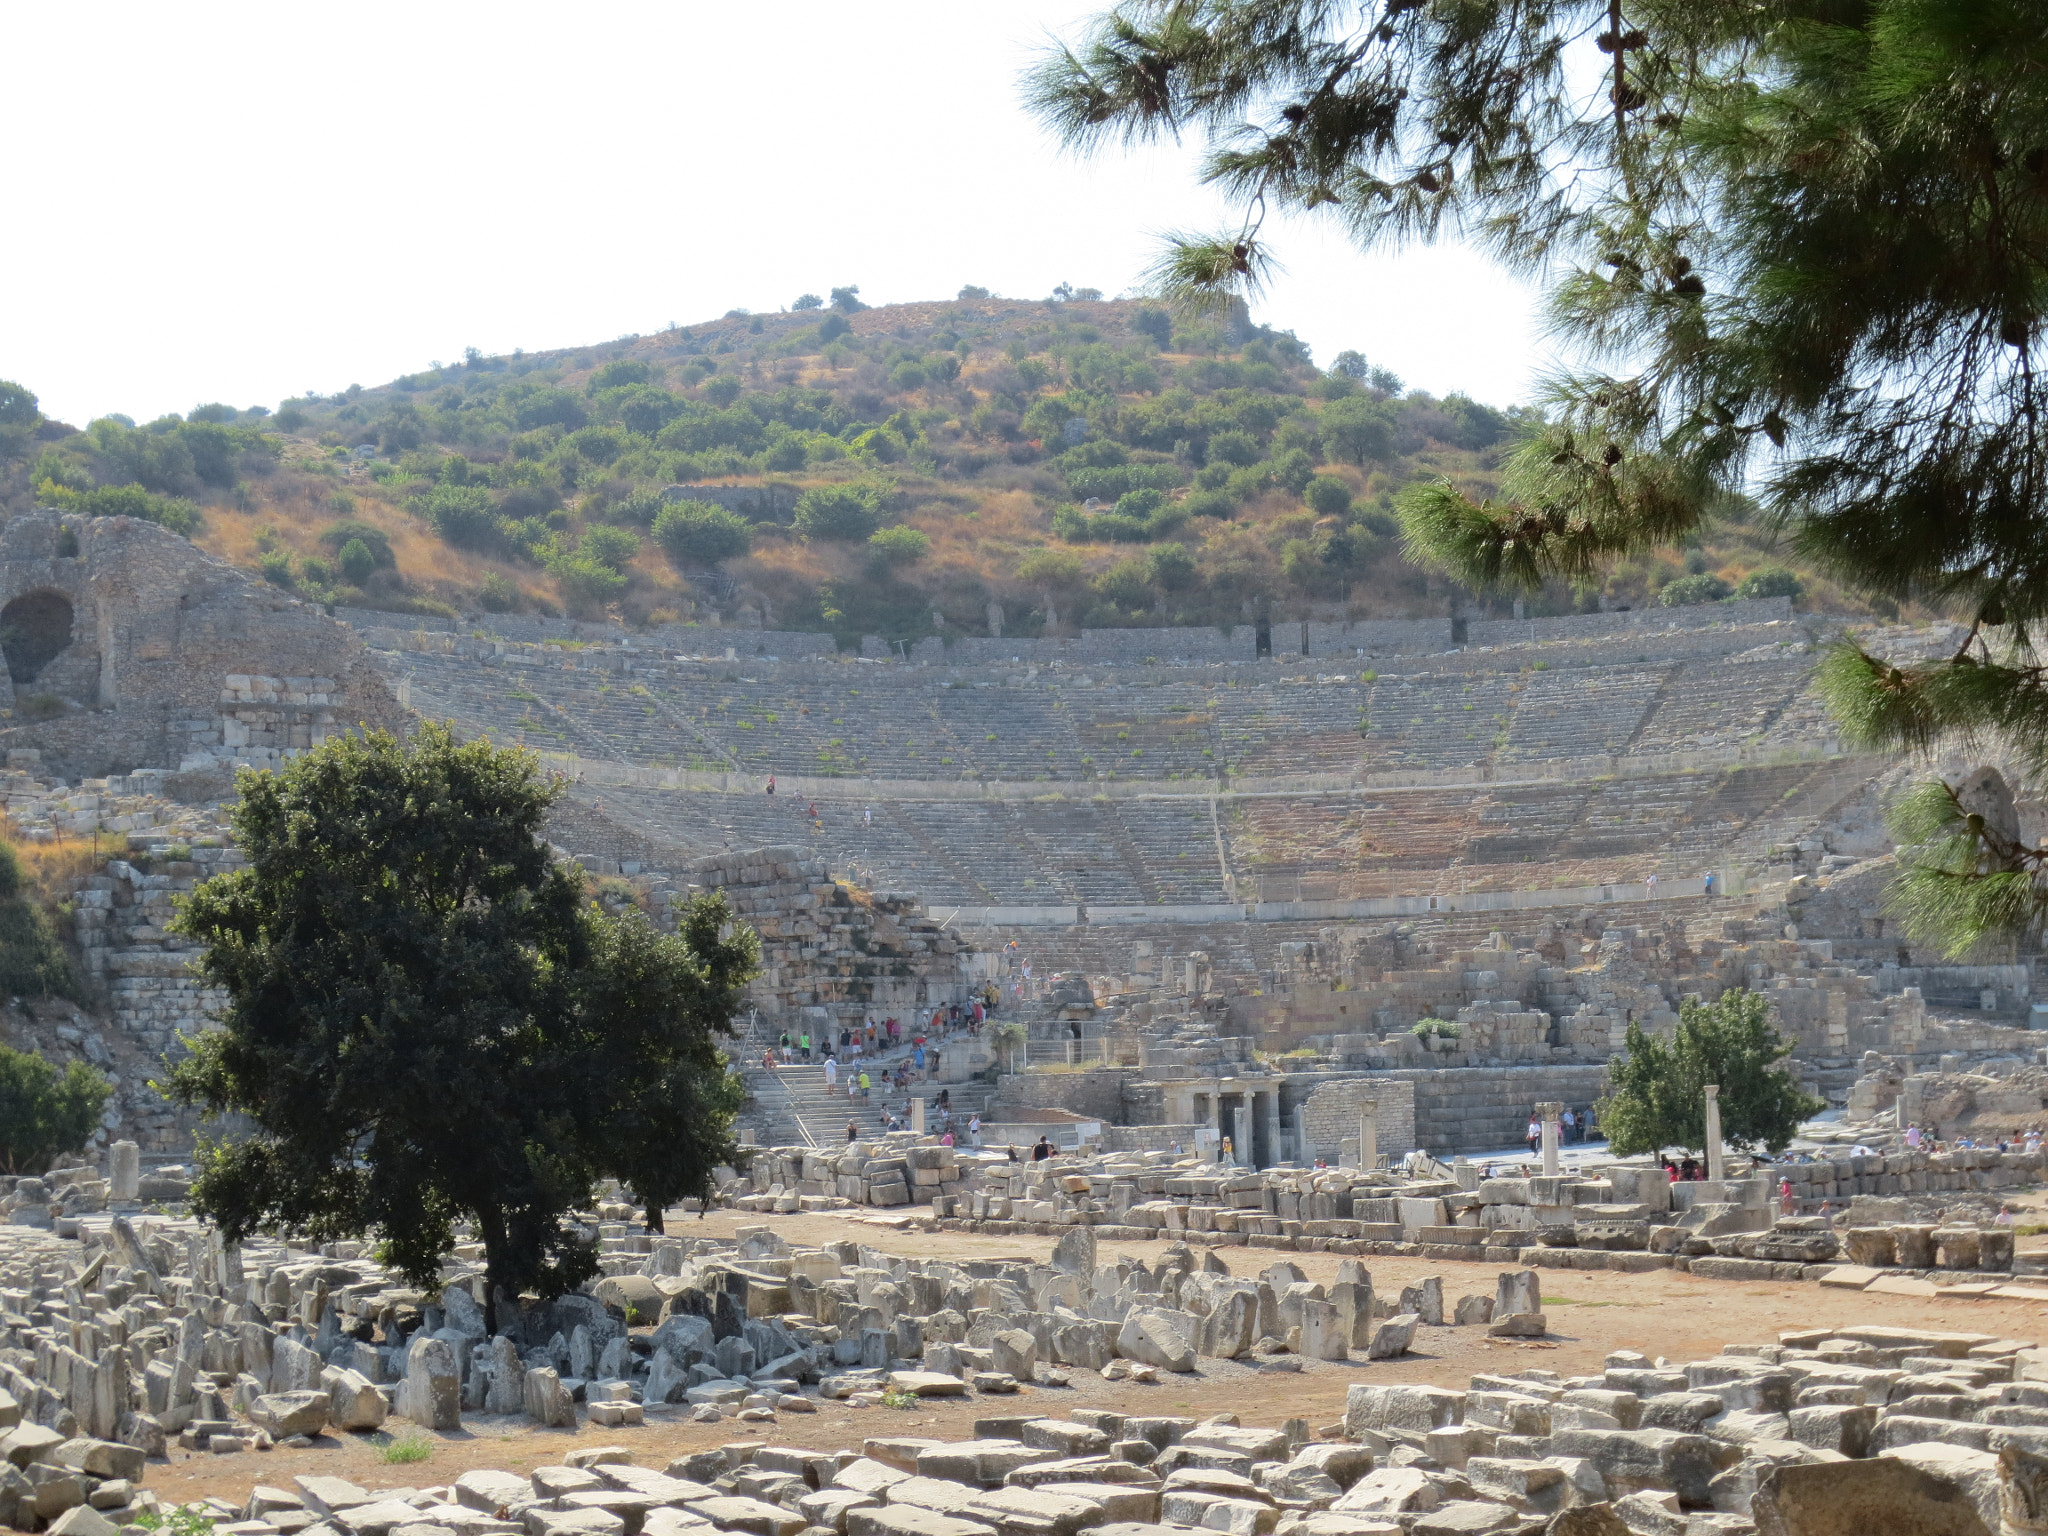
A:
[[0, 508, 2024, 1168]]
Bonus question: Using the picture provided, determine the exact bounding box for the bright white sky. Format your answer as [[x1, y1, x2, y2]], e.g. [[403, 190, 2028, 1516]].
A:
[[2, 2, 1544, 429]]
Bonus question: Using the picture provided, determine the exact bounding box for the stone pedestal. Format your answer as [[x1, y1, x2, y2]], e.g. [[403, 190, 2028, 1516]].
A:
[[912, 1098, 926, 1135], [1357, 1101, 1379, 1172], [110, 1141, 140, 1203]]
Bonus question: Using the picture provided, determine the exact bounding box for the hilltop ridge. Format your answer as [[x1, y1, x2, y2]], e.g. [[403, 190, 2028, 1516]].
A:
[[4, 293, 1870, 644]]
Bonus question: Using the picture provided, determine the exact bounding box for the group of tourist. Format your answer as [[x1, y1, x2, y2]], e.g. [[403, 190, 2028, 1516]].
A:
[[1523, 1106, 1597, 1152], [1903, 1121, 2043, 1155]]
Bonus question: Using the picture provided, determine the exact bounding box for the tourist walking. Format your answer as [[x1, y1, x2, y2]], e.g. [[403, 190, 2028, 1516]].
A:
[[846, 1120, 859, 1143], [823, 1054, 837, 1090], [1526, 1115, 1541, 1155], [858, 1070, 871, 1100], [969, 1115, 982, 1148]]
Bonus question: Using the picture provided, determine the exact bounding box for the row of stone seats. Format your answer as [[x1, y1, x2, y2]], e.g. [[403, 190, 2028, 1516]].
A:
[[1497, 666, 1667, 762], [1628, 654, 1814, 754], [388, 642, 1834, 784]]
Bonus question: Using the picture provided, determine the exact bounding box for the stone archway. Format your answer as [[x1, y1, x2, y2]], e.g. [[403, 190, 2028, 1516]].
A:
[[0, 590, 74, 685]]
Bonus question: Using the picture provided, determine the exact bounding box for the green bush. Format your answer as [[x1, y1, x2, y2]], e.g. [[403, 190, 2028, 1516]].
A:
[[866, 526, 931, 568], [1659, 572, 1732, 606], [259, 552, 294, 588], [577, 525, 640, 573], [1735, 566, 1804, 601], [337, 538, 377, 585], [794, 483, 882, 542], [1094, 556, 1153, 608], [0, 1042, 104, 1172], [1148, 542, 1198, 591], [62, 484, 198, 535], [320, 520, 394, 567], [547, 551, 627, 611], [479, 573, 519, 612], [1305, 475, 1353, 516], [587, 358, 653, 392], [655, 501, 751, 566], [410, 484, 500, 548], [1206, 429, 1261, 467]]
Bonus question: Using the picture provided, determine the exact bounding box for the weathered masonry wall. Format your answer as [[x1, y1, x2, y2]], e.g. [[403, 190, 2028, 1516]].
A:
[[0, 511, 403, 780]]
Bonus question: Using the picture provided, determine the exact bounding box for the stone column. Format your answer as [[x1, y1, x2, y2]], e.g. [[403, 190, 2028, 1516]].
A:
[[1357, 1100, 1378, 1171], [1537, 1101, 1562, 1177], [1260, 1092, 1281, 1170], [1233, 1102, 1251, 1167], [1294, 1106, 1311, 1165], [911, 1097, 926, 1135], [1704, 1085, 1724, 1182], [109, 1141, 140, 1203]]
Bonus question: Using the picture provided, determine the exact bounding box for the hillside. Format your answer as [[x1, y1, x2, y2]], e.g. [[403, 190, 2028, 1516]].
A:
[[0, 294, 1875, 644]]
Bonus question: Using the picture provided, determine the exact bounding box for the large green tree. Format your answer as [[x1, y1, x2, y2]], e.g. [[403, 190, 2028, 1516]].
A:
[[168, 723, 757, 1331], [1030, 2, 2048, 956], [0, 1043, 109, 1175], [1598, 989, 1822, 1159]]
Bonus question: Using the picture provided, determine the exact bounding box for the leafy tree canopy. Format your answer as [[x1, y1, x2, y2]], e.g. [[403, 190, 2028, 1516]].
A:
[[654, 500, 752, 567], [0, 1043, 109, 1175], [794, 482, 883, 542], [1598, 989, 1822, 1159], [167, 724, 759, 1331]]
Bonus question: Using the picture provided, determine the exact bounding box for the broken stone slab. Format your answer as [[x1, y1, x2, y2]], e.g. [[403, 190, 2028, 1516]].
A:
[[888, 1373, 969, 1399], [1486, 1313, 1546, 1339], [917, 1441, 1057, 1488], [1752, 1452, 1997, 1536], [394, 1336, 459, 1431], [1453, 1296, 1494, 1326], [1495, 1271, 1540, 1318], [1365, 1315, 1418, 1360], [1545, 1429, 1741, 1507], [845, 1505, 996, 1536], [1116, 1309, 1197, 1374], [522, 1368, 575, 1430], [246, 1391, 329, 1440]]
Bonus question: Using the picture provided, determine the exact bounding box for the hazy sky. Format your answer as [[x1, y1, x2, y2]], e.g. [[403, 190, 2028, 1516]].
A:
[[2, 3, 1542, 428]]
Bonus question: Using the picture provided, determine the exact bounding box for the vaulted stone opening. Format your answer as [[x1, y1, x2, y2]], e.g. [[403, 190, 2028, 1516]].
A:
[[0, 589, 74, 684]]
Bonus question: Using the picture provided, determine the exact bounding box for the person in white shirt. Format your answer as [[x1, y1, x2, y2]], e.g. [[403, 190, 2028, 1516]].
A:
[[823, 1055, 838, 1090]]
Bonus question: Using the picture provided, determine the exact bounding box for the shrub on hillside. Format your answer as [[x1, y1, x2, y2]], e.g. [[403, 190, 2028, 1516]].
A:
[[1660, 572, 1732, 606], [319, 520, 394, 568], [866, 526, 930, 570], [336, 539, 377, 585], [655, 501, 751, 566], [409, 484, 500, 548], [1735, 567, 1804, 601], [795, 483, 881, 542], [1305, 476, 1353, 517], [57, 484, 199, 535]]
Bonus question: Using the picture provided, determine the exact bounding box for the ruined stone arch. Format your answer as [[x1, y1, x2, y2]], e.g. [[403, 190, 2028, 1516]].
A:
[[0, 589, 74, 685]]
